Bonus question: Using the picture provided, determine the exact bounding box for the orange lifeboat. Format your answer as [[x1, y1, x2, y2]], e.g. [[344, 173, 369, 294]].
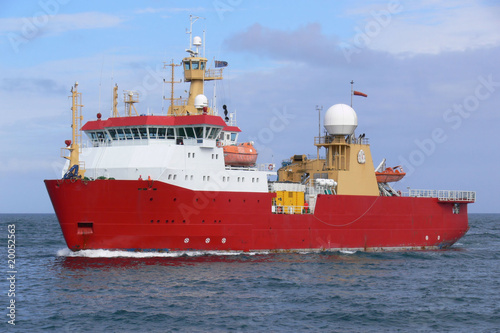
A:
[[375, 165, 406, 183], [223, 142, 258, 166]]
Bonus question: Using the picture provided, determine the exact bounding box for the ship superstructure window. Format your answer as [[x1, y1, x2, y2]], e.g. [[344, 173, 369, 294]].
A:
[[167, 128, 175, 139], [185, 127, 195, 138], [87, 130, 109, 144], [116, 128, 125, 140], [124, 128, 133, 140], [149, 128, 158, 139], [207, 127, 217, 139], [131, 128, 140, 140], [93, 125, 223, 143], [176, 127, 186, 138], [194, 127, 203, 138], [108, 129, 117, 140]]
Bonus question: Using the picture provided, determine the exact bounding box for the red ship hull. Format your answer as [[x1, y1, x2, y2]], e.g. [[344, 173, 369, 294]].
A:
[[45, 179, 469, 252]]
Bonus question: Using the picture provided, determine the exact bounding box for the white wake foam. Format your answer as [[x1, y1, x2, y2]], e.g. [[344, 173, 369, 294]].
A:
[[339, 249, 358, 255], [56, 248, 249, 258]]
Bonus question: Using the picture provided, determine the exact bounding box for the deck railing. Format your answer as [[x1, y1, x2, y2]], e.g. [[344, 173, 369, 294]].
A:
[[403, 189, 476, 202], [272, 205, 312, 215]]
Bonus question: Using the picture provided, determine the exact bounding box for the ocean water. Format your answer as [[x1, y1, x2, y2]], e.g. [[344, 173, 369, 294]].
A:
[[1, 213, 499, 332]]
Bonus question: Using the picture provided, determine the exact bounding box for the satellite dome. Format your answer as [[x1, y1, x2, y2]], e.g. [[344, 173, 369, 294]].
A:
[[194, 94, 208, 109], [324, 104, 358, 135], [193, 36, 202, 46]]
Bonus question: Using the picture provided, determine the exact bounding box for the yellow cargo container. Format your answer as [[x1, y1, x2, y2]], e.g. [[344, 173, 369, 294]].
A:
[[275, 191, 305, 214]]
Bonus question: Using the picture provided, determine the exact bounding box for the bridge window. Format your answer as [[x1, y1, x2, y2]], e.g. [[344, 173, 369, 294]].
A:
[[192, 61, 199, 70], [167, 128, 175, 139], [194, 127, 203, 138], [108, 129, 117, 140], [208, 127, 220, 139], [184, 62, 190, 70], [185, 127, 195, 138], [131, 128, 140, 140], [124, 128, 133, 140], [116, 128, 125, 140], [158, 128, 166, 139], [139, 127, 148, 139], [149, 127, 158, 139], [176, 127, 186, 138]]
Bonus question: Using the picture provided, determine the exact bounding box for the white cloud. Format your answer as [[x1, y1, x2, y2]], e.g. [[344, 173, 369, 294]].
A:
[[0, 12, 124, 37], [345, 1, 500, 55]]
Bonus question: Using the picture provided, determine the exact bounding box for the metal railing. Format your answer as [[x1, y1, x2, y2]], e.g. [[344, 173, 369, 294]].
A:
[[403, 189, 476, 202], [272, 205, 312, 215], [205, 68, 223, 79], [437, 190, 476, 202], [314, 136, 369, 145]]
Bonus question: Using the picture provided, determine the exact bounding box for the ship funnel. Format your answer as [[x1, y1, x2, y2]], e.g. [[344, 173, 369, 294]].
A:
[[324, 103, 358, 136]]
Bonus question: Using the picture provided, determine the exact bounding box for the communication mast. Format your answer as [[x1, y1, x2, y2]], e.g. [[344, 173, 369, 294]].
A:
[[163, 60, 182, 113], [124, 90, 139, 116], [112, 84, 119, 117]]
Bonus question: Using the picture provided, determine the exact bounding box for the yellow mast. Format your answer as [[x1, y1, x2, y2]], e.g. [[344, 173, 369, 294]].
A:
[[124, 91, 139, 116], [62, 82, 85, 178], [163, 60, 182, 114], [112, 84, 119, 117]]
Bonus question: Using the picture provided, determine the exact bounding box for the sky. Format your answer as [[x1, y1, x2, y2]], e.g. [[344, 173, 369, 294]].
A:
[[0, 0, 498, 213]]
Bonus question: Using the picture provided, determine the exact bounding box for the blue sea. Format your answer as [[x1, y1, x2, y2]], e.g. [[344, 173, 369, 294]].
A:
[[1, 213, 499, 332]]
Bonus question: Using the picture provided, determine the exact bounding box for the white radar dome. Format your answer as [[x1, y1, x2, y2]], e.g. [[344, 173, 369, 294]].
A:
[[324, 103, 358, 135], [194, 94, 208, 109], [193, 36, 202, 46]]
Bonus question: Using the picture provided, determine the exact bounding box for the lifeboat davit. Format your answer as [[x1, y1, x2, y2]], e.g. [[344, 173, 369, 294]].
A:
[[375, 165, 406, 183], [223, 142, 258, 166]]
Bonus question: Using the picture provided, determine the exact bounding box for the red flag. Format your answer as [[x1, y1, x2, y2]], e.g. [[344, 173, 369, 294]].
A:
[[353, 91, 368, 97]]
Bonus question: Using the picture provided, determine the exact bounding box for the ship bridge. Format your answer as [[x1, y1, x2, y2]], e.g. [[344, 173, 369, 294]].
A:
[[82, 114, 226, 147]]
